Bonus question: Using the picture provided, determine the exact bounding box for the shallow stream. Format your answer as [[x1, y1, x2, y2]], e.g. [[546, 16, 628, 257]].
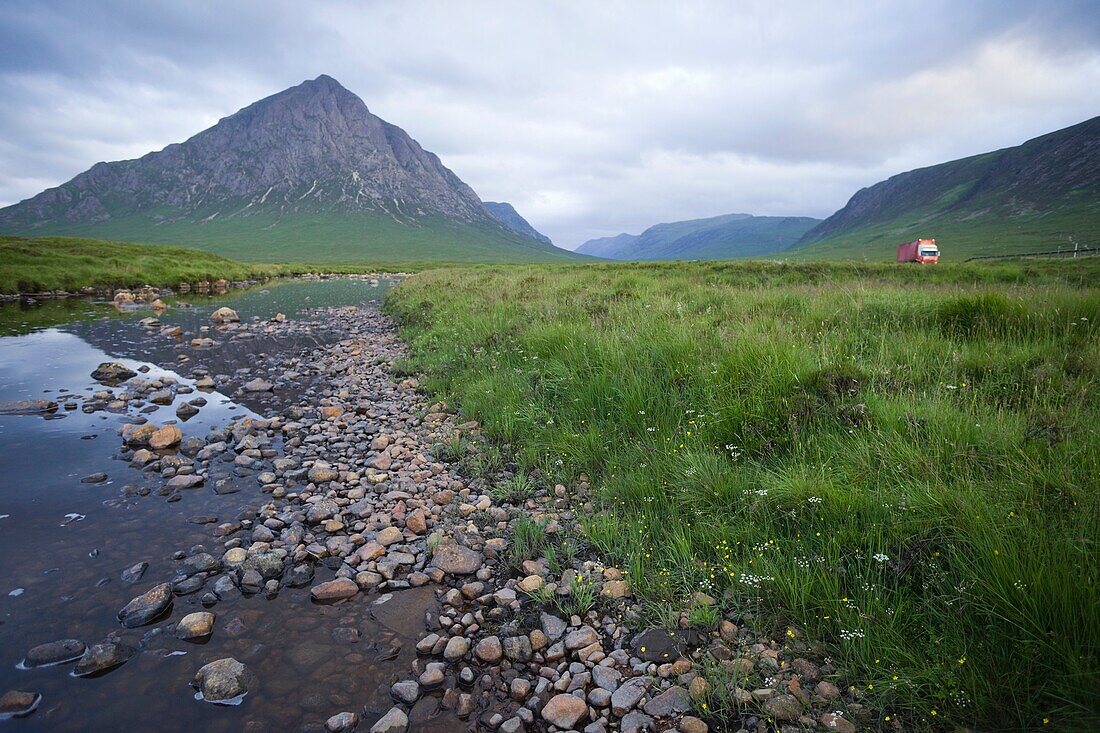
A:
[[0, 279, 460, 731]]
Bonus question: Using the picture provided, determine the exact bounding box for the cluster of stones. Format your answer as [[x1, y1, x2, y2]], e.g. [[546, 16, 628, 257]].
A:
[[4, 293, 869, 732], [367, 484, 867, 733]]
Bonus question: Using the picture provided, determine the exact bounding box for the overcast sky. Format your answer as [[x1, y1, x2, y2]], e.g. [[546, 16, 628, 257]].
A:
[[1, 1, 1098, 248]]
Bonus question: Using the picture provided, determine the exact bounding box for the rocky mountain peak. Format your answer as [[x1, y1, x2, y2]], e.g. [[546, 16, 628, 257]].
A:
[[0, 75, 497, 232]]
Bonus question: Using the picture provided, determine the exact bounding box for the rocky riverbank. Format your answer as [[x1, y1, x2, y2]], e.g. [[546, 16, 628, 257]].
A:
[[0, 272, 399, 302], [3, 294, 867, 733]]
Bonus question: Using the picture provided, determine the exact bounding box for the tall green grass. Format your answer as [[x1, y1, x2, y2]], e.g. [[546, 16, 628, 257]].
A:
[[387, 260, 1100, 731]]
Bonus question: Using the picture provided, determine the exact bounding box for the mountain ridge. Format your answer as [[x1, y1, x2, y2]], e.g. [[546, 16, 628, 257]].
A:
[[578, 212, 820, 260], [0, 75, 581, 263], [483, 202, 552, 244], [794, 115, 1100, 258]]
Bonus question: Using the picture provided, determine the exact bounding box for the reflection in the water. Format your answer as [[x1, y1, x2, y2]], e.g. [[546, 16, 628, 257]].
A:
[[0, 279, 454, 732]]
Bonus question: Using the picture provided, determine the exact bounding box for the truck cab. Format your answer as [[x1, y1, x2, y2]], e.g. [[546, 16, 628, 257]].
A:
[[916, 240, 939, 263], [897, 238, 940, 264]]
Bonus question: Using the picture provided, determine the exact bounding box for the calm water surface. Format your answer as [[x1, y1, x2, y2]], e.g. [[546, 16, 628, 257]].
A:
[[0, 279, 461, 731]]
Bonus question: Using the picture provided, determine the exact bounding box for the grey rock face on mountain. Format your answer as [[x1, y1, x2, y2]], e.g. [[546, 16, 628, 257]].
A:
[[0, 75, 499, 232], [483, 202, 552, 244]]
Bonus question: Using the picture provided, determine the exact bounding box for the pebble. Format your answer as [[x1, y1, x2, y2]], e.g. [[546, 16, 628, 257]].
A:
[[191, 657, 253, 703], [117, 582, 172, 627], [541, 693, 589, 728], [370, 706, 408, 733], [310, 578, 359, 601], [390, 680, 420, 704], [326, 711, 360, 732], [474, 635, 503, 663], [611, 677, 651, 716], [175, 611, 215, 640], [74, 642, 136, 677]]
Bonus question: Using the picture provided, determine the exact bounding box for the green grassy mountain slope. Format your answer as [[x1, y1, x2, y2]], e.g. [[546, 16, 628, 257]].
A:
[[16, 211, 582, 263], [576, 213, 820, 260], [0, 75, 583, 263], [794, 115, 1100, 260]]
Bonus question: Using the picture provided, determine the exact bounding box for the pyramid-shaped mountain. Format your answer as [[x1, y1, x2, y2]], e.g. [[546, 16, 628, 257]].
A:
[[0, 75, 580, 262]]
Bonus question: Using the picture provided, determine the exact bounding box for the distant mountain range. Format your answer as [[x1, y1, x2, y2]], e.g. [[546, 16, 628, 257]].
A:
[[0, 75, 581, 263], [577, 213, 820, 260], [483, 202, 552, 245], [794, 115, 1100, 259], [3, 74, 1092, 264]]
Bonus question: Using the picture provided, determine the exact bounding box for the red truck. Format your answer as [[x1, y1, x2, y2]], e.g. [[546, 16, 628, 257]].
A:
[[897, 238, 940, 264]]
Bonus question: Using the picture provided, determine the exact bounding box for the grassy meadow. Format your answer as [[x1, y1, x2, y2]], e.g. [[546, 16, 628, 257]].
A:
[[0, 235, 306, 293], [387, 260, 1100, 731]]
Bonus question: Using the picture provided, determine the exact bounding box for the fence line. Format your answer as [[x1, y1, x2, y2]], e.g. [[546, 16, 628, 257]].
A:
[[964, 246, 1098, 262]]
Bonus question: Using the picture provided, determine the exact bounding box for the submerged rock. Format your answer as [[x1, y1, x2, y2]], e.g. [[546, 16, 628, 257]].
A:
[[0, 690, 41, 719], [73, 642, 136, 677], [0, 399, 58, 416], [23, 639, 85, 668]]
